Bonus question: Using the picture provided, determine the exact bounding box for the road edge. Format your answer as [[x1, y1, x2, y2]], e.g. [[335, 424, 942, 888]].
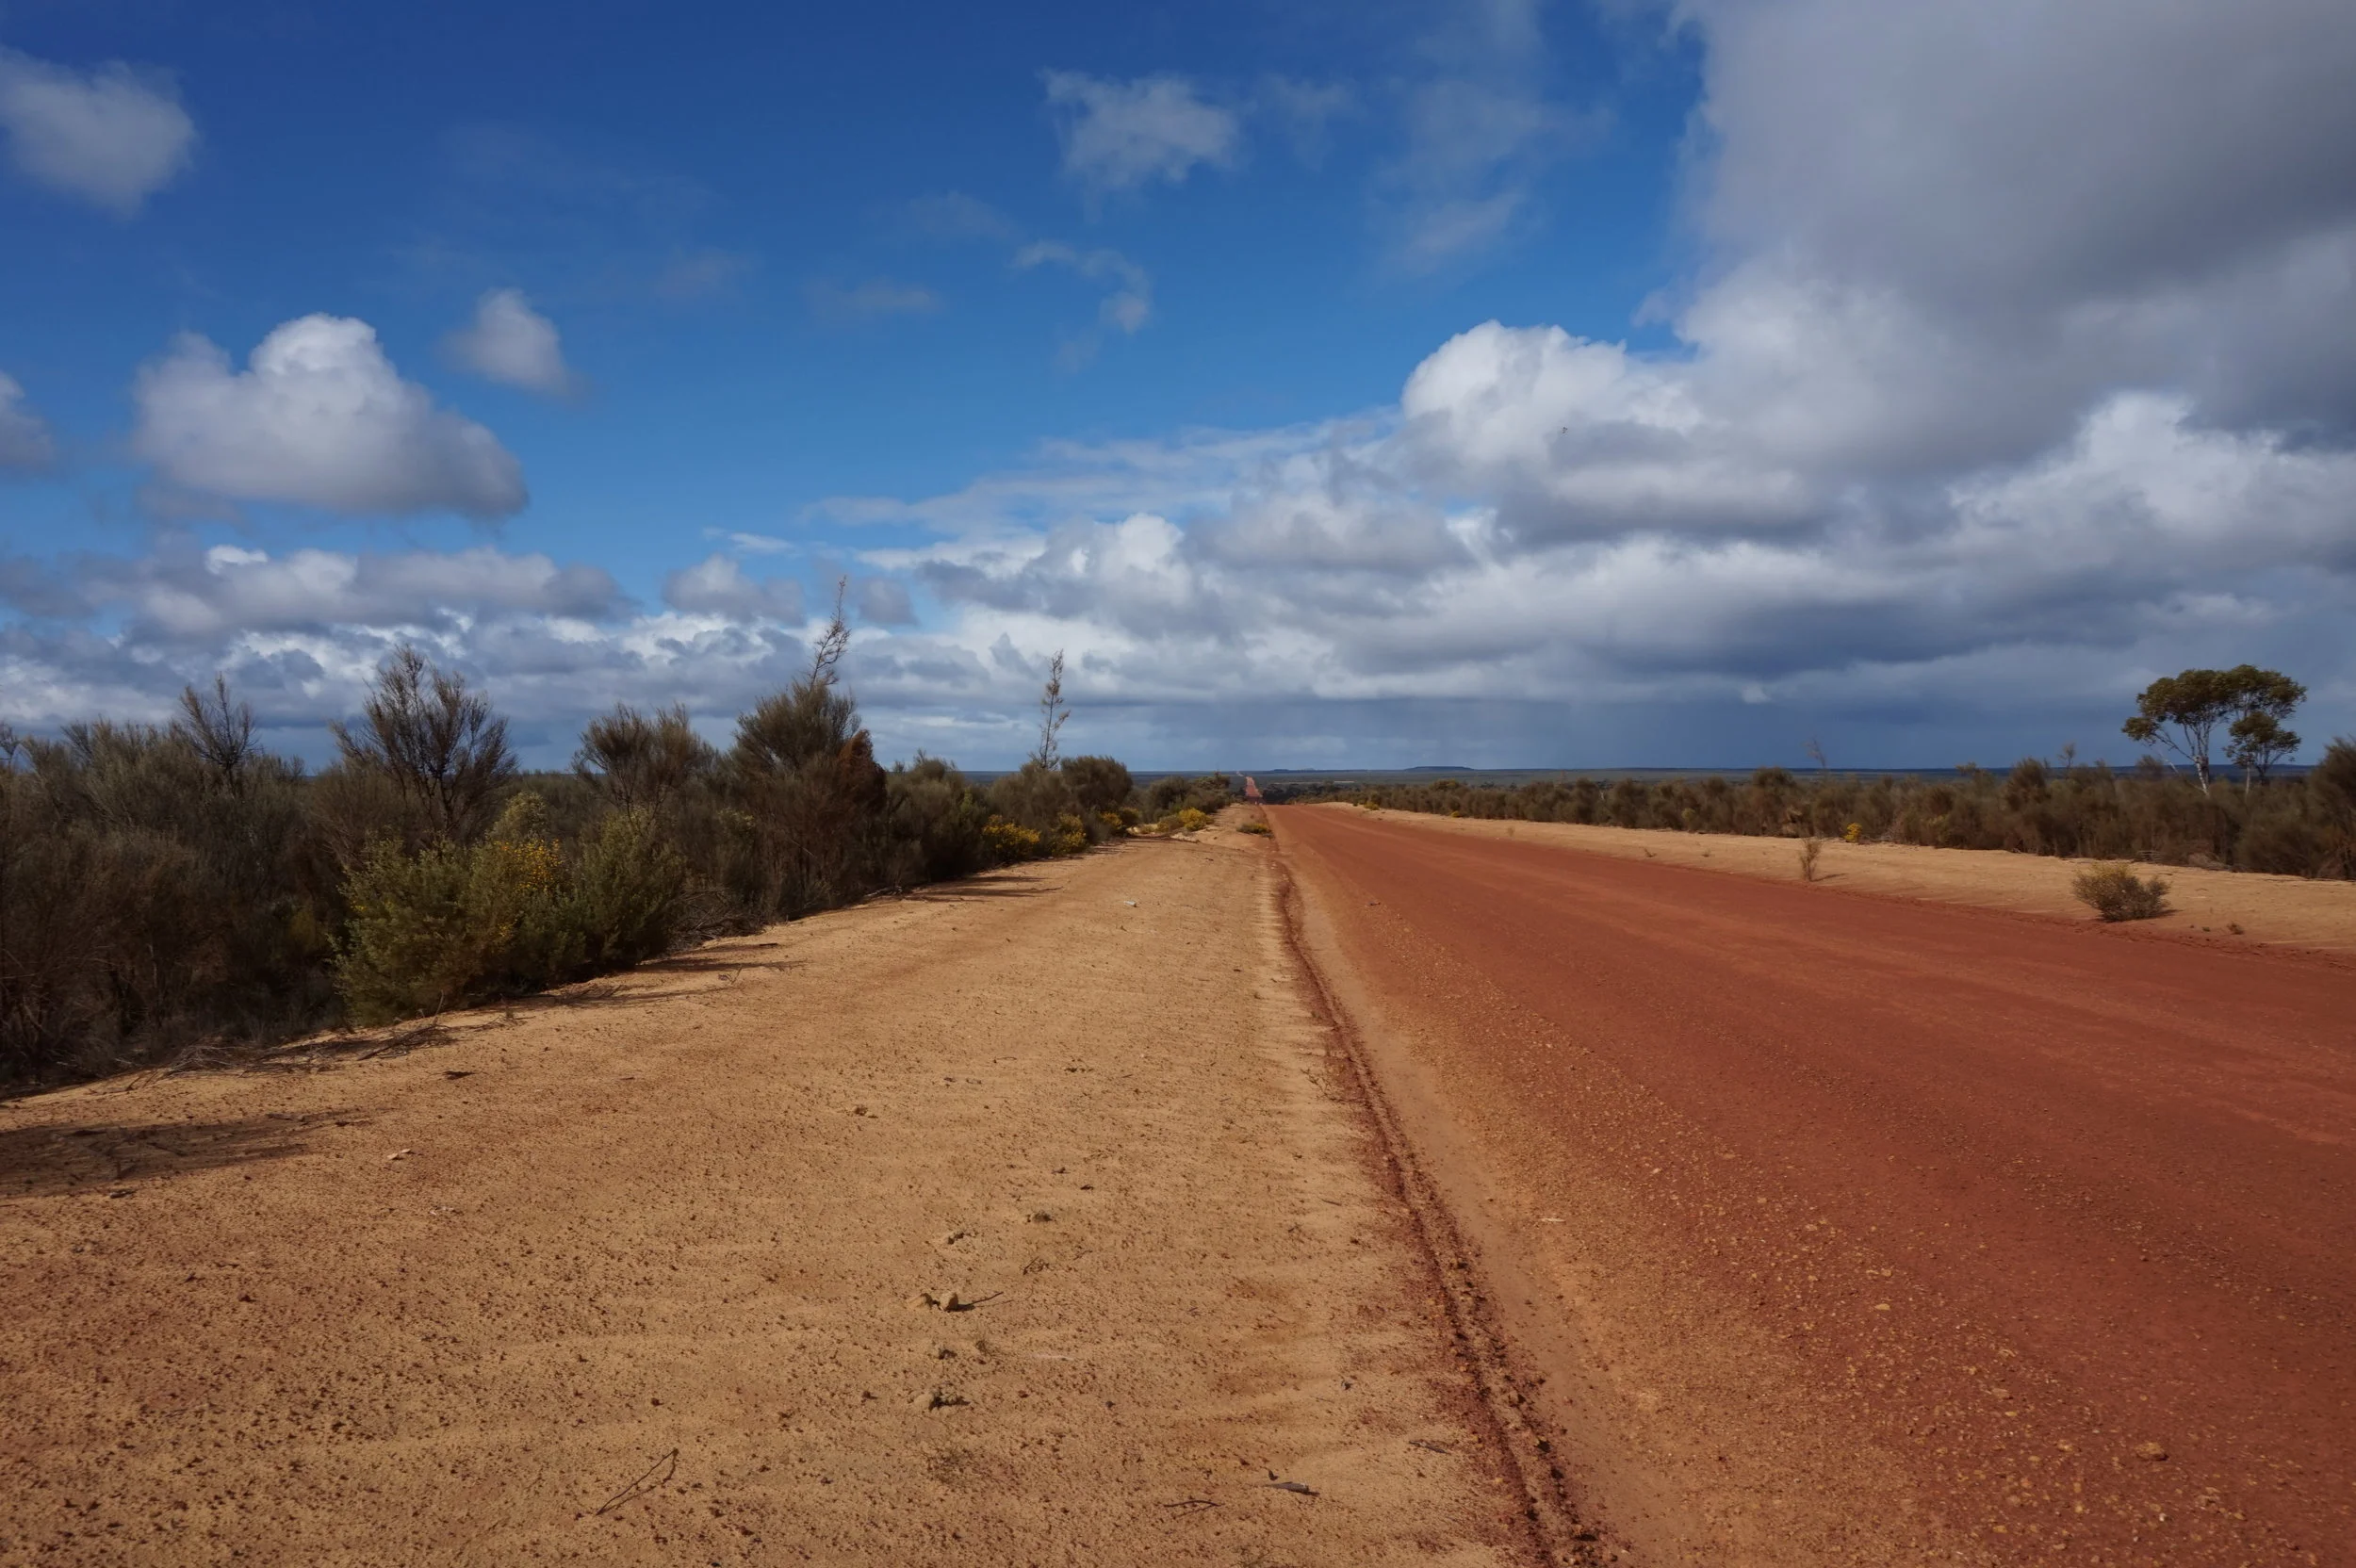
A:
[[1269, 848, 1602, 1568]]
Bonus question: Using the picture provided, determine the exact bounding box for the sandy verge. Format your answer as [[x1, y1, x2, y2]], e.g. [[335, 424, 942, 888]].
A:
[[0, 831, 1536, 1566], [1329, 805, 2356, 951]]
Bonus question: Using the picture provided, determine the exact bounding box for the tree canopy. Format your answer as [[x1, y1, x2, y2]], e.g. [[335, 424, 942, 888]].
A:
[[2122, 665, 2305, 793]]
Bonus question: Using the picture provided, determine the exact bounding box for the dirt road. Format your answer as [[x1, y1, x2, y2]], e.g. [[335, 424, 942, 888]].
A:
[[1, 832, 1539, 1566], [1276, 805, 2356, 1567]]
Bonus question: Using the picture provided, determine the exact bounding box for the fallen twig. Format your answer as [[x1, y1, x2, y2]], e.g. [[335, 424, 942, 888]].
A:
[[1158, 1498, 1219, 1511], [589, 1447, 679, 1517]]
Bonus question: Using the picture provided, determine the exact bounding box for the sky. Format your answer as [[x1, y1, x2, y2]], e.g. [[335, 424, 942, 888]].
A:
[[1, 0, 2352, 771]]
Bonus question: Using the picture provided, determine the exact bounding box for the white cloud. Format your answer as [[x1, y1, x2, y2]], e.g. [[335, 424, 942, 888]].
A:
[[1042, 72, 1241, 194], [853, 577, 916, 626], [805, 277, 944, 325], [0, 372, 56, 469], [1376, 9, 1597, 272], [1014, 242, 1153, 367], [0, 47, 195, 215], [131, 315, 528, 520], [661, 555, 805, 621], [11, 3, 2356, 765], [444, 288, 582, 398]]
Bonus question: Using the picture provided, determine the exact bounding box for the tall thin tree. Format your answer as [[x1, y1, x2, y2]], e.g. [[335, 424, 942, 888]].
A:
[[1033, 649, 1070, 769]]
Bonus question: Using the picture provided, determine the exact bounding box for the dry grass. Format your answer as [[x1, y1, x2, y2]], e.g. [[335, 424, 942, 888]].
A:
[[2071, 862, 2173, 922]]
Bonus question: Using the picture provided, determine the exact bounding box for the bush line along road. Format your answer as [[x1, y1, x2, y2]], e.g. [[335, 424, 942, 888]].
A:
[[5, 797, 2351, 1563]]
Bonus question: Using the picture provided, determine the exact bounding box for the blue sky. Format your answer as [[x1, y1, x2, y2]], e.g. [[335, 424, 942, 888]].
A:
[[2, 0, 2352, 769]]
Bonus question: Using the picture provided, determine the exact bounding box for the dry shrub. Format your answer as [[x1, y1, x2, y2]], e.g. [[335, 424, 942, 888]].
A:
[[2071, 862, 2173, 923], [1798, 837, 1824, 881], [1238, 820, 1273, 837], [335, 793, 688, 1024], [1047, 812, 1090, 857], [982, 817, 1042, 859]]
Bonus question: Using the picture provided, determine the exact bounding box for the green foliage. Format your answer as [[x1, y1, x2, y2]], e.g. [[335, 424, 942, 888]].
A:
[[0, 710, 331, 1081], [570, 807, 690, 969], [988, 760, 1084, 840], [882, 757, 991, 885], [1143, 774, 1235, 824], [4, 636, 1133, 1083], [2070, 862, 2173, 923], [2122, 665, 2305, 794], [728, 673, 889, 919], [1061, 756, 1134, 819]]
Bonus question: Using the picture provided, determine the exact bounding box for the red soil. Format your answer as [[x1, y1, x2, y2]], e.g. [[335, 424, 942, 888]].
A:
[[1277, 804, 2355, 1566]]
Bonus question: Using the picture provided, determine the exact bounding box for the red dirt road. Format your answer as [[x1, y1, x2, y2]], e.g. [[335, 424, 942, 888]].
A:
[[1276, 806, 2355, 1566]]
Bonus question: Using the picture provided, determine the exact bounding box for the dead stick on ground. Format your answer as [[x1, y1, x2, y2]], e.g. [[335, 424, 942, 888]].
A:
[[588, 1447, 679, 1517]]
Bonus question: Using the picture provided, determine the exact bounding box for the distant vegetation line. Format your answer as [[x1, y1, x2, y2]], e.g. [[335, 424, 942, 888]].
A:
[[1271, 667, 2353, 879], [0, 602, 1236, 1087], [1281, 751, 2356, 879]]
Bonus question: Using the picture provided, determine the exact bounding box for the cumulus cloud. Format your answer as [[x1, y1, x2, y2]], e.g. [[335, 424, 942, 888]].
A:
[[0, 47, 195, 215], [444, 288, 583, 398], [1043, 72, 1241, 194], [131, 315, 528, 520], [0, 372, 56, 469], [661, 555, 806, 621], [834, 0, 2356, 758], [12, 3, 2356, 766]]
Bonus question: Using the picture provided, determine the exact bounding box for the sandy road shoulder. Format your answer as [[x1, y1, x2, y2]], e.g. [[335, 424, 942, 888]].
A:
[[1, 833, 1536, 1566]]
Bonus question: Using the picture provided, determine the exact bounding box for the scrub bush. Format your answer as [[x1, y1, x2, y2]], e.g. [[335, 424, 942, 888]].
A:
[[3, 627, 1137, 1084], [2070, 862, 2173, 923]]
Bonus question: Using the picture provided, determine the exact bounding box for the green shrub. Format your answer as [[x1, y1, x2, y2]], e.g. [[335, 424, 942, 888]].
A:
[[989, 760, 1084, 837], [334, 793, 578, 1023], [2070, 862, 2172, 922], [881, 756, 991, 885], [1143, 774, 1234, 820], [1062, 756, 1134, 819], [571, 807, 689, 969]]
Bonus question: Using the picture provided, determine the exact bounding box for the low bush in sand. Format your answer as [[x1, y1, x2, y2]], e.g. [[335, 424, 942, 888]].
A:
[[982, 816, 1043, 859], [1239, 820, 1273, 837], [2070, 862, 2173, 922], [1798, 837, 1824, 881]]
